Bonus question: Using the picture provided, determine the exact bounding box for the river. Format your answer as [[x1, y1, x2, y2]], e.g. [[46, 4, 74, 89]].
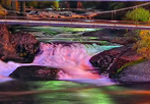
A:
[[0, 26, 150, 104], [1, 80, 150, 104]]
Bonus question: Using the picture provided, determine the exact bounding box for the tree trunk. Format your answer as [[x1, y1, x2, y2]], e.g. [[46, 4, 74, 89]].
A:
[[20, 1, 26, 16]]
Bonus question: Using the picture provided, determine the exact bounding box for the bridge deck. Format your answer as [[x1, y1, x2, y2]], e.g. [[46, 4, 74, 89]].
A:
[[0, 19, 150, 30]]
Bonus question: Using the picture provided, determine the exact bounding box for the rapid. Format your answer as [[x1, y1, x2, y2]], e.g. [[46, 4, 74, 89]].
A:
[[0, 42, 119, 85]]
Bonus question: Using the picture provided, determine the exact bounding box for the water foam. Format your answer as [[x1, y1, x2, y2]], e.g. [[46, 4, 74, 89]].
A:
[[33, 43, 99, 79], [0, 42, 120, 85]]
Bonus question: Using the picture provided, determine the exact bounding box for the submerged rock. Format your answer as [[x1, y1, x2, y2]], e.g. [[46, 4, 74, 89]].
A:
[[9, 66, 60, 80]]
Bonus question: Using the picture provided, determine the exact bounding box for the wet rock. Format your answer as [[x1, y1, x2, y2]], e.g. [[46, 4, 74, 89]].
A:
[[0, 25, 39, 63], [82, 29, 136, 45], [10, 32, 39, 63], [90, 45, 142, 76], [0, 25, 16, 60], [117, 60, 150, 83], [9, 66, 60, 80]]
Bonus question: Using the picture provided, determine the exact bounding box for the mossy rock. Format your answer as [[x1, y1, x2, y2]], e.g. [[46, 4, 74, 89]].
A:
[[117, 58, 146, 74], [113, 59, 150, 83]]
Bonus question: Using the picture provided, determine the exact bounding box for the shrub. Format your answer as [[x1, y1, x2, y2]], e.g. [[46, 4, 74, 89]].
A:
[[125, 7, 150, 22], [133, 30, 150, 59]]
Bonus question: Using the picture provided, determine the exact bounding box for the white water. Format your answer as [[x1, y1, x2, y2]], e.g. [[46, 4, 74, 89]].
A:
[[0, 42, 120, 85]]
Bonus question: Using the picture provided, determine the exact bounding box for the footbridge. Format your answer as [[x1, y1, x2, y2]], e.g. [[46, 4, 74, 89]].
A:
[[0, 17, 150, 30]]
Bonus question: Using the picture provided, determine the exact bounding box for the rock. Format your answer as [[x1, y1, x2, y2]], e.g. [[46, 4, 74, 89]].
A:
[[9, 66, 60, 80], [0, 25, 16, 60], [10, 32, 39, 63], [117, 60, 150, 83], [82, 29, 136, 45], [90, 45, 142, 77], [0, 25, 39, 63]]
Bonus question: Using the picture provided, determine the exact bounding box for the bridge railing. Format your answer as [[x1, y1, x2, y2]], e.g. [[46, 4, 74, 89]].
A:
[[0, 16, 150, 26]]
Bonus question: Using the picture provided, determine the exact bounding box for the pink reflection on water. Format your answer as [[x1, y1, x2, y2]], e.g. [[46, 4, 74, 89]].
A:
[[33, 43, 100, 79]]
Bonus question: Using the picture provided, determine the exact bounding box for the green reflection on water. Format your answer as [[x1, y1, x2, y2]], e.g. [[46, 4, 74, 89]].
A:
[[1, 80, 150, 104], [28, 81, 89, 91], [76, 88, 115, 104], [13, 26, 105, 44], [32, 26, 101, 33], [27, 81, 115, 104]]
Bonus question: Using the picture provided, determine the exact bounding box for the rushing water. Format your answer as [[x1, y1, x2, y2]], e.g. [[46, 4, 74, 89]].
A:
[[0, 42, 119, 82], [1, 26, 150, 104]]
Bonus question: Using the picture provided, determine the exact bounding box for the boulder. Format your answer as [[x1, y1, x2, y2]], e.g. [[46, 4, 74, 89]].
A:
[[0, 25, 39, 63], [0, 25, 16, 60], [117, 60, 150, 83], [90, 45, 142, 77], [10, 32, 39, 63], [9, 66, 60, 80]]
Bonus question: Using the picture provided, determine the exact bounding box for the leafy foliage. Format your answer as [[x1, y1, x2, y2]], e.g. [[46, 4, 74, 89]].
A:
[[125, 7, 150, 22], [133, 30, 150, 59], [0, 0, 12, 8], [131, 8, 150, 59], [26, 1, 38, 8], [26, 1, 59, 9]]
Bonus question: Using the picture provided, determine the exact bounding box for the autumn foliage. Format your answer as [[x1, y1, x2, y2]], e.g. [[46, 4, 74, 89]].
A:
[[133, 30, 150, 59]]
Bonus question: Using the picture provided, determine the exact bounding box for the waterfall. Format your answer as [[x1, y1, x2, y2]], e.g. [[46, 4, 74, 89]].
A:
[[0, 42, 120, 85], [33, 42, 100, 79], [32, 42, 120, 80]]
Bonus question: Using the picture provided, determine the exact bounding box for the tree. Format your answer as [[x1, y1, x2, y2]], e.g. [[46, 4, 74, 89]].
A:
[[41, 1, 59, 9], [133, 29, 150, 59], [26, 1, 38, 8], [0, 0, 12, 8], [26, 1, 59, 9], [53, 1, 59, 9], [125, 7, 150, 22], [96, 1, 137, 10], [11, 0, 19, 11]]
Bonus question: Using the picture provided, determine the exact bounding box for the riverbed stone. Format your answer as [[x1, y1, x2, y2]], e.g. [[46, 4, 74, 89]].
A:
[[9, 66, 60, 80]]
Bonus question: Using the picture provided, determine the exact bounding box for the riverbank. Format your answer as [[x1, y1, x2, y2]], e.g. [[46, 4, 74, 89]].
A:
[[1, 24, 150, 83], [88, 29, 150, 83]]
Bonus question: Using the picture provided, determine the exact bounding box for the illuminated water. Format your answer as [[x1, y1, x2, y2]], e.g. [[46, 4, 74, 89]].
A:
[[0, 42, 119, 80], [0, 26, 150, 104], [1, 80, 150, 104]]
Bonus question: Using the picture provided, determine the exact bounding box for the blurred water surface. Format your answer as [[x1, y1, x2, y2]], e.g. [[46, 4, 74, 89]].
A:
[[1, 26, 150, 104], [0, 80, 150, 104]]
